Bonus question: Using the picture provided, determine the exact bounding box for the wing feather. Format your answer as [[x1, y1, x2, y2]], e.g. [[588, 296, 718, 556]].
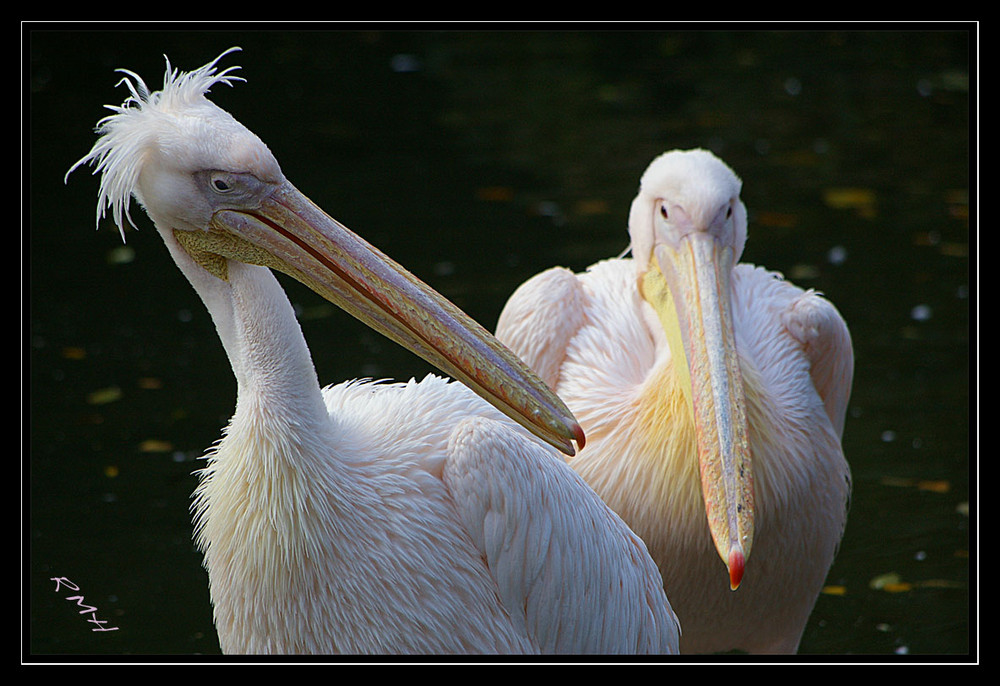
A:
[[495, 267, 588, 391], [444, 417, 680, 654]]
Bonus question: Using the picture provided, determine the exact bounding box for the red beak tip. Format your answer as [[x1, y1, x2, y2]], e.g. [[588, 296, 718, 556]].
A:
[[572, 422, 587, 451], [729, 548, 745, 590]]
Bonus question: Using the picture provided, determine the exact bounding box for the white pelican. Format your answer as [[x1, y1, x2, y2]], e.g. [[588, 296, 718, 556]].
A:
[[66, 48, 680, 655], [496, 149, 852, 654]]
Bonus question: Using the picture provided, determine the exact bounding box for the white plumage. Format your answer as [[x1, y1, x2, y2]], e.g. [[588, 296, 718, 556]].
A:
[[68, 48, 679, 655], [497, 149, 852, 653]]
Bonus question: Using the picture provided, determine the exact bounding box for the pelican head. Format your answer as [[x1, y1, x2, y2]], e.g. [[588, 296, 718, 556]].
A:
[[628, 149, 753, 589], [628, 149, 748, 272], [67, 47, 584, 456]]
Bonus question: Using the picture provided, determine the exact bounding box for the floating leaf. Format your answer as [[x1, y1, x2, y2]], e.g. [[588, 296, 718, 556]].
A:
[[916, 479, 950, 493], [879, 477, 909, 489], [916, 579, 963, 589], [788, 263, 820, 280], [574, 198, 611, 216], [869, 572, 902, 590], [61, 346, 87, 360], [823, 187, 875, 208], [138, 439, 173, 453], [879, 475, 951, 493], [870, 572, 961, 594], [823, 187, 877, 218], [86, 386, 122, 405], [880, 476, 911, 488], [103, 465, 119, 478], [821, 585, 847, 596]]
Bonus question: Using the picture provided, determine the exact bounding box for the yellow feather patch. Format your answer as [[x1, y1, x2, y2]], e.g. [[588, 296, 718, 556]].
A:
[[628, 363, 705, 532], [639, 267, 694, 419]]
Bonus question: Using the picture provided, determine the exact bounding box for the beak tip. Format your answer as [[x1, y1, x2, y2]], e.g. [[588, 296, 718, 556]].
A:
[[728, 546, 745, 590], [571, 421, 587, 452]]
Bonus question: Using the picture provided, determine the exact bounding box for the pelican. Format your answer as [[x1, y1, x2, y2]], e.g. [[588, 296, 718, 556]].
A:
[[496, 149, 852, 654], [66, 48, 681, 655]]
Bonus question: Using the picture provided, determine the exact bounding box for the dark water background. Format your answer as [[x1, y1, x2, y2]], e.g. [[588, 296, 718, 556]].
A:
[[26, 28, 972, 660]]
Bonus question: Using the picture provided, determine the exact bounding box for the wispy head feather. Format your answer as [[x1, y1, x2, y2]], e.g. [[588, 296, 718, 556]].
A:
[[66, 47, 246, 241]]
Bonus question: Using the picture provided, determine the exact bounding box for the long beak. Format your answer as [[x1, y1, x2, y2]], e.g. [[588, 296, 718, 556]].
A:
[[644, 232, 753, 589], [180, 181, 584, 456]]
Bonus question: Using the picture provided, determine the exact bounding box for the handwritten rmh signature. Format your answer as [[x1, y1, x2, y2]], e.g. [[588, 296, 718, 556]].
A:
[[50, 576, 119, 632]]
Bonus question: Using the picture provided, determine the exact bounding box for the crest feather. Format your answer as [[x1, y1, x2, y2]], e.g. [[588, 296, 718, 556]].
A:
[[66, 47, 246, 241]]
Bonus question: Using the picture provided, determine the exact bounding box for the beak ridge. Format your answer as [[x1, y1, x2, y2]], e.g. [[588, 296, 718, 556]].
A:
[[649, 232, 754, 588], [203, 181, 584, 456]]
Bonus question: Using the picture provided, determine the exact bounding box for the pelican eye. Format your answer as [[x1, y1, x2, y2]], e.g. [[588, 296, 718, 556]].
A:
[[210, 174, 234, 193], [659, 204, 669, 220], [726, 206, 733, 219]]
